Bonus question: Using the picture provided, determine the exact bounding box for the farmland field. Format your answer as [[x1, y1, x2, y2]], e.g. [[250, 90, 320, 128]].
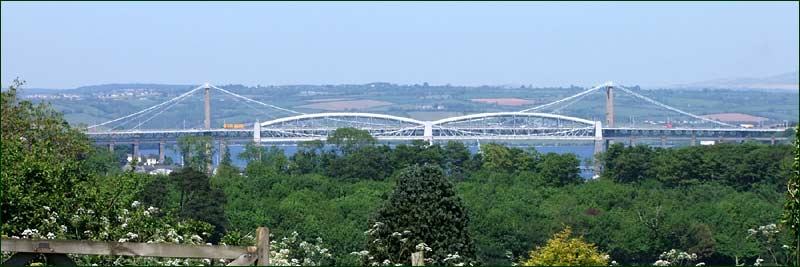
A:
[[296, 99, 393, 111]]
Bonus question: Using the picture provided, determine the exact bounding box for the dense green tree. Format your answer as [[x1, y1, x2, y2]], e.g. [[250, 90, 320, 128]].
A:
[[82, 146, 122, 176], [480, 143, 539, 173], [536, 153, 582, 186], [600, 144, 656, 183], [289, 140, 326, 175], [784, 125, 800, 266], [327, 127, 376, 155], [167, 168, 229, 243], [367, 165, 477, 265], [177, 136, 215, 174], [1, 79, 95, 234], [327, 145, 393, 181], [238, 143, 288, 177], [444, 141, 471, 179]]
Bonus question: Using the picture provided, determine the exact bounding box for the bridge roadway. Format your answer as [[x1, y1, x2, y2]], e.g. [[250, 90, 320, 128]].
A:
[[87, 124, 789, 166], [87, 127, 788, 144]]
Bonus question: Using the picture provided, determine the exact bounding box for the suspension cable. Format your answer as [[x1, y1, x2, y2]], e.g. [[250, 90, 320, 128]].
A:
[[209, 85, 303, 115], [132, 90, 195, 129], [615, 85, 735, 127], [519, 83, 606, 113], [88, 85, 205, 129]]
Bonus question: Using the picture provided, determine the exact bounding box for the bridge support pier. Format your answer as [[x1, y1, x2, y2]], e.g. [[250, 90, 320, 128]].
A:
[[424, 122, 433, 145], [592, 121, 604, 177], [690, 134, 696, 146], [158, 141, 166, 164], [771, 137, 776, 145], [254, 121, 261, 144], [108, 142, 115, 153], [629, 136, 636, 147], [660, 135, 667, 147]]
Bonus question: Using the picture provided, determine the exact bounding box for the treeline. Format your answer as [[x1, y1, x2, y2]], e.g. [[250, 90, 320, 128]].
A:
[[2, 81, 797, 266], [197, 133, 793, 265]]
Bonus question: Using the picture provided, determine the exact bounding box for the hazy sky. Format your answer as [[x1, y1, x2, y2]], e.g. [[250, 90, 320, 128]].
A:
[[2, 1, 798, 88]]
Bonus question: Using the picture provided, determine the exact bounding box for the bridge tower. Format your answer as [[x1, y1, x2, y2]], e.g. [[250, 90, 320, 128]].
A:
[[202, 83, 212, 175], [605, 82, 614, 128], [203, 83, 211, 129]]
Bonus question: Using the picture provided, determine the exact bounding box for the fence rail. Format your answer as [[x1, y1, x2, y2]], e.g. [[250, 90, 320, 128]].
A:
[[1, 227, 270, 266]]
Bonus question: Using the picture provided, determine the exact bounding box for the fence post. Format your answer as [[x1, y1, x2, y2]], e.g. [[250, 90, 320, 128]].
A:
[[411, 251, 424, 266], [256, 227, 270, 266]]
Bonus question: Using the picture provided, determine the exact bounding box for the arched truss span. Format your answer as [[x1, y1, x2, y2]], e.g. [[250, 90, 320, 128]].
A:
[[431, 112, 596, 139], [256, 112, 598, 140], [258, 112, 427, 139], [432, 112, 595, 126]]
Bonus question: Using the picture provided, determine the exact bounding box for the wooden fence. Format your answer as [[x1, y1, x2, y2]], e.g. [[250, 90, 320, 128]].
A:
[[0, 227, 270, 266], [1, 226, 432, 266]]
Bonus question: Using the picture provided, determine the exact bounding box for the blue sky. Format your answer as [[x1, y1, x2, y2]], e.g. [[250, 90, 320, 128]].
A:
[[2, 1, 798, 88]]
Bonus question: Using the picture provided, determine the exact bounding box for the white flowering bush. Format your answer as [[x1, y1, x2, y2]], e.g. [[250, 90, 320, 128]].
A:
[[359, 221, 470, 266], [745, 223, 794, 266], [1, 202, 218, 266], [220, 230, 334, 266], [652, 249, 702, 266]]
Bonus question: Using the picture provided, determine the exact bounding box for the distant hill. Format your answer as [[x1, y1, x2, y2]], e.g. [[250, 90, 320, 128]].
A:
[[15, 83, 196, 94], [674, 71, 799, 90]]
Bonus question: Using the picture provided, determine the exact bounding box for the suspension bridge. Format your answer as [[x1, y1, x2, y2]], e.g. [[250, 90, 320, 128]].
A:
[[84, 82, 789, 163]]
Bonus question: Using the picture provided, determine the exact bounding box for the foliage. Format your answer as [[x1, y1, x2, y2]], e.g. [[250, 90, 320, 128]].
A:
[[783, 125, 800, 266], [599, 142, 792, 190], [3, 78, 795, 266], [537, 152, 582, 186], [1, 79, 94, 234], [149, 168, 229, 243], [480, 143, 539, 173], [518, 226, 609, 266], [366, 165, 477, 265], [327, 127, 376, 155], [177, 135, 215, 174], [600, 144, 655, 183], [238, 143, 288, 176], [0, 200, 215, 266], [652, 249, 700, 266]]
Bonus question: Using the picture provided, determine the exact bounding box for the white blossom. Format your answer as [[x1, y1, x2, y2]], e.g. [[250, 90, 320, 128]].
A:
[[654, 260, 671, 266], [21, 229, 40, 238], [415, 242, 432, 252], [131, 201, 141, 208]]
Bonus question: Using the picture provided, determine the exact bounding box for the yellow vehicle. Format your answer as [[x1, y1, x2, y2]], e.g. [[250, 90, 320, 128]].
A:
[[739, 124, 755, 129], [223, 123, 245, 129]]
